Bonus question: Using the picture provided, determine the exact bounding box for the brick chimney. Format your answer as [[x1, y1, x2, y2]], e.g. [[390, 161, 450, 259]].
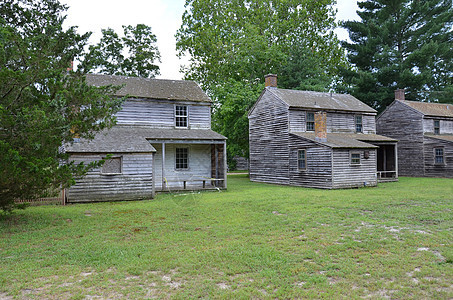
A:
[[395, 88, 405, 101], [264, 74, 277, 88], [315, 111, 327, 142]]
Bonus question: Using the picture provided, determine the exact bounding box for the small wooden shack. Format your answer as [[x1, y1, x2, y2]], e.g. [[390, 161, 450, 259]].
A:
[[65, 74, 227, 203], [377, 90, 453, 177], [248, 74, 398, 189]]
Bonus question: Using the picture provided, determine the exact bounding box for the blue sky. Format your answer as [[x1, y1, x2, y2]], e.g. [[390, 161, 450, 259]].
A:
[[62, 0, 360, 80]]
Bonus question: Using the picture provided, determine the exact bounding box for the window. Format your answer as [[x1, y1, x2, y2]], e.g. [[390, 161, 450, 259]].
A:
[[298, 149, 306, 170], [102, 157, 122, 174], [176, 148, 189, 170], [434, 120, 440, 134], [434, 148, 444, 164], [306, 112, 315, 131], [175, 105, 188, 128], [355, 115, 363, 133], [350, 152, 361, 165]]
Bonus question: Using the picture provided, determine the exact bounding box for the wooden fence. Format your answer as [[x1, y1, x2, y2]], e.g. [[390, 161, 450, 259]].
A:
[[15, 189, 66, 206]]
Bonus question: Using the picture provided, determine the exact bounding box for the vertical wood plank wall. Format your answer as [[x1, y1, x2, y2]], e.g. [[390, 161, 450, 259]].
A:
[[67, 153, 154, 202], [249, 92, 290, 184]]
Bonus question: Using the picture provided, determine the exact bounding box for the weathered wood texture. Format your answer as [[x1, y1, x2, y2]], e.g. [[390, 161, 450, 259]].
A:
[[67, 153, 154, 202], [423, 137, 453, 178], [377, 101, 425, 176], [152, 143, 213, 190], [288, 135, 333, 188], [423, 117, 453, 134], [332, 149, 377, 188], [249, 92, 290, 184], [116, 99, 211, 129], [289, 110, 375, 134]]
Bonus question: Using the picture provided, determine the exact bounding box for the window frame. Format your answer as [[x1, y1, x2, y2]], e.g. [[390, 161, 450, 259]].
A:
[[297, 149, 307, 171], [306, 112, 315, 132], [434, 120, 440, 134], [175, 105, 189, 128], [355, 115, 363, 133], [175, 147, 189, 170], [350, 152, 361, 165], [434, 147, 445, 165], [101, 156, 123, 175]]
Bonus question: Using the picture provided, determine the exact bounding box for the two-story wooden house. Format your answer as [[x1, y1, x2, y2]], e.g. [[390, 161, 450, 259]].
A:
[[377, 90, 453, 177], [248, 74, 397, 189], [65, 74, 227, 203]]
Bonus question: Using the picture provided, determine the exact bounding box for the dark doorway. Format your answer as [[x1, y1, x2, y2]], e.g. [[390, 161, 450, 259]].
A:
[[377, 145, 397, 179]]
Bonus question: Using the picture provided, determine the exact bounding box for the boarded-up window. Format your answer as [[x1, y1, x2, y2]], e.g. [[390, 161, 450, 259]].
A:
[[176, 148, 188, 169], [434, 120, 440, 134], [434, 148, 444, 164], [175, 105, 188, 128], [306, 112, 314, 131], [355, 115, 363, 133], [102, 157, 122, 174], [298, 149, 306, 170], [350, 152, 361, 165]]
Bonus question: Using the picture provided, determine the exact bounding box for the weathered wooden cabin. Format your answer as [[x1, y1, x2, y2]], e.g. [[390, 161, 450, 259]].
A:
[[65, 74, 227, 203], [377, 89, 453, 177], [248, 74, 398, 189]]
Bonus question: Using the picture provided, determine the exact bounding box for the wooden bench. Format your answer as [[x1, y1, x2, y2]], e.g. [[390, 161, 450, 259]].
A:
[[182, 178, 225, 189]]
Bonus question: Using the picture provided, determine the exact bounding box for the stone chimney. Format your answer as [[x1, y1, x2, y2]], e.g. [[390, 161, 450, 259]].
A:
[[315, 111, 327, 142], [395, 88, 405, 101], [264, 74, 277, 88]]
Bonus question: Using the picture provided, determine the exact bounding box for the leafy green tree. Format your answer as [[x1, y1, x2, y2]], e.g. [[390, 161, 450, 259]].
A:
[[0, 0, 123, 212], [342, 0, 453, 111], [176, 0, 344, 161], [83, 24, 161, 78]]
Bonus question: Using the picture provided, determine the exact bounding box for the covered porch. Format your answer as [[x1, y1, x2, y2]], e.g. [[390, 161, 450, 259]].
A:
[[375, 142, 398, 182]]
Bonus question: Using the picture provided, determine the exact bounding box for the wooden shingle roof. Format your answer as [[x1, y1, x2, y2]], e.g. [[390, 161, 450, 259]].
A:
[[424, 134, 453, 143], [291, 132, 395, 149], [269, 88, 376, 113], [86, 74, 211, 102], [398, 100, 453, 118]]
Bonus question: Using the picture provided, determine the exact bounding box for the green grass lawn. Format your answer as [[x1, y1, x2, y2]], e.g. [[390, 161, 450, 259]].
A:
[[1, 176, 452, 299]]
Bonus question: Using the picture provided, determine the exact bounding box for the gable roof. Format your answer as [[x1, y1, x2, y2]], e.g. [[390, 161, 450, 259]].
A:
[[86, 74, 211, 103], [398, 100, 453, 118], [268, 88, 376, 113], [291, 132, 379, 149]]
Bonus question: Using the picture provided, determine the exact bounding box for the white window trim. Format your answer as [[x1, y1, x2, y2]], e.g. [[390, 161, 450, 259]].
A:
[[175, 147, 189, 170], [350, 152, 361, 165], [434, 147, 445, 165], [297, 149, 307, 171], [175, 105, 189, 129], [101, 156, 123, 175]]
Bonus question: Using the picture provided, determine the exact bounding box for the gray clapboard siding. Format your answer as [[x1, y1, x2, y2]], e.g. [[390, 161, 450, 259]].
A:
[[116, 99, 211, 129], [332, 149, 377, 188], [67, 153, 154, 202], [289, 110, 376, 134], [423, 137, 453, 178], [249, 92, 290, 184], [377, 101, 425, 176], [423, 118, 453, 135], [152, 143, 212, 190], [289, 135, 333, 188]]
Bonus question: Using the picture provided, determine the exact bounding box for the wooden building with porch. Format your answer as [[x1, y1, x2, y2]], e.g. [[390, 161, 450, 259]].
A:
[[65, 74, 227, 203], [248, 74, 398, 189], [377, 89, 453, 177]]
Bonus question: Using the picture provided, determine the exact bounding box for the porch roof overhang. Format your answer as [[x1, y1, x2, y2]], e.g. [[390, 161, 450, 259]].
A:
[[290, 132, 395, 149], [142, 128, 227, 144], [424, 134, 453, 143]]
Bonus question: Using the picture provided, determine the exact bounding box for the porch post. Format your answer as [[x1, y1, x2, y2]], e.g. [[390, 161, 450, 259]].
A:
[[162, 142, 166, 191], [223, 141, 227, 189], [152, 152, 156, 198], [395, 144, 398, 179], [215, 145, 219, 185]]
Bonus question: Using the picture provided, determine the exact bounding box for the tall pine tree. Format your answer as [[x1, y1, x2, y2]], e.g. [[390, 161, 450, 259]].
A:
[[342, 0, 453, 111]]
